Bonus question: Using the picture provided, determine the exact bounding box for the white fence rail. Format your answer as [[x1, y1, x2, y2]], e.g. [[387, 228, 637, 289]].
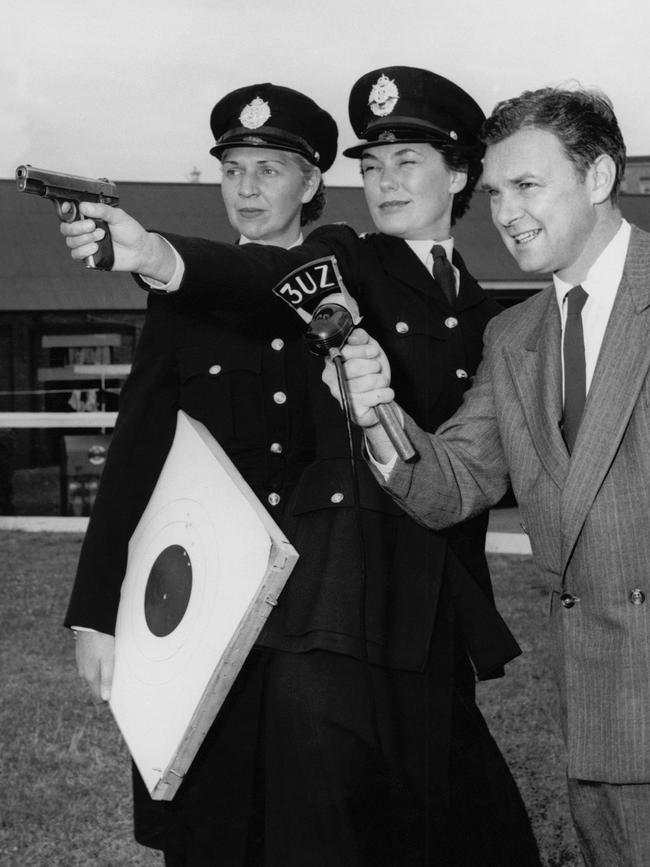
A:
[[0, 412, 117, 428]]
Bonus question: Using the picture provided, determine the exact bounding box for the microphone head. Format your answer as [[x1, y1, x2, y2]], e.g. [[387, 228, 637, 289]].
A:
[[304, 304, 354, 356]]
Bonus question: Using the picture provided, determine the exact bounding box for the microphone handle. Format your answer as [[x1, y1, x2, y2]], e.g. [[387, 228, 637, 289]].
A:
[[375, 403, 419, 463]]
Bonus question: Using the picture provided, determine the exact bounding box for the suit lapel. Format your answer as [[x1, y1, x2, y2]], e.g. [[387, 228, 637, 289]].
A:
[[503, 290, 569, 489], [560, 231, 650, 570]]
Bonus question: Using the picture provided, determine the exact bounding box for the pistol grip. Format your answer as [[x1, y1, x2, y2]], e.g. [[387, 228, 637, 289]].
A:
[[53, 199, 115, 271], [85, 218, 115, 271]]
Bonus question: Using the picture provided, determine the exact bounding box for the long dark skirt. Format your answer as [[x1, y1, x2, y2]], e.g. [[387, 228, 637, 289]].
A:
[[133, 617, 539, 866]]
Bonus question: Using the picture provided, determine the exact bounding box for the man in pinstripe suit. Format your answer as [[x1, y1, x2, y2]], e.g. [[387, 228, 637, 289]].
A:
[[325, 86, 650, 866]]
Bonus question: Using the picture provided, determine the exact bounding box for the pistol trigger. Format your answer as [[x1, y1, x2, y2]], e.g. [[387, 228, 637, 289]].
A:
[[54, 199, 79, 223]]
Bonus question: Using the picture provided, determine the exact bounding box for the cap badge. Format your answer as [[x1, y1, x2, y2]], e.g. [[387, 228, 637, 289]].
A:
[[239, 97, 271, 130], [368, 74, 399, 117], [378, 130, 397, 143]]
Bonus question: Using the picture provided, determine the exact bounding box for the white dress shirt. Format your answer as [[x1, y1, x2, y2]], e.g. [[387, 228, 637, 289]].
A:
[[555, 219, 630, 397]]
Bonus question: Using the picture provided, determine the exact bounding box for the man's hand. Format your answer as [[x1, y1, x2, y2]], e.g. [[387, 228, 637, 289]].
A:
[[75, 630, 115, 702], [322, 328, 395, 426], [59, 201, 175, 281], [322, 328, 398, 463]]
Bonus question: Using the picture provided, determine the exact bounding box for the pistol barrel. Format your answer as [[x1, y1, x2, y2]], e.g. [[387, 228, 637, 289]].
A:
[[15, 165, 119, 204]]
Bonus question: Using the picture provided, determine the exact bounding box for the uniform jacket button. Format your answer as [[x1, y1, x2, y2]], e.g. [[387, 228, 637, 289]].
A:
[[455, 368, 468, 379], [270, 442, 283, 454], [208, 364, 222, 375], [629, 588, 646, 605], [271, 338, 284, 351], [560, 592, 580, 609], [273, 392, 287, 405], [330, 492, 344, 504], [267, 493, 281, 507], [445, 317, 459, 329], [395, 321, 409, 334]]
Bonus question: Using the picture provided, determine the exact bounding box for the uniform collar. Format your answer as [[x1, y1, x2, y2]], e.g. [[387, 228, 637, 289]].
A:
[[239, 233, 304, 248], [405, 236, 454, 268]]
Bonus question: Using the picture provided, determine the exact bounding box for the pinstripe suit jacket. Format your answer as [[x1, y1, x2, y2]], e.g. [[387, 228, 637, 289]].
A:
[[380, 224, 650, 783]]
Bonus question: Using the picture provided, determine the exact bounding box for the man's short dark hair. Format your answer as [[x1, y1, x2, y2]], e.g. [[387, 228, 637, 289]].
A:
[[480, 86, 626, 202]]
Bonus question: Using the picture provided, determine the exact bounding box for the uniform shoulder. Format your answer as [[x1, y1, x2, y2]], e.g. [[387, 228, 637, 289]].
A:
[[307, 221, 361, 242]]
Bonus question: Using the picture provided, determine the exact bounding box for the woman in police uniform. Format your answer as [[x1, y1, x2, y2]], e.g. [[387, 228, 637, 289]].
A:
[[64, 83, 338, 866]]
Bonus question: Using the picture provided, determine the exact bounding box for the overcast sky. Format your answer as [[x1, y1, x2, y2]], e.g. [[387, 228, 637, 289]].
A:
[[3, 0, 649, 187]]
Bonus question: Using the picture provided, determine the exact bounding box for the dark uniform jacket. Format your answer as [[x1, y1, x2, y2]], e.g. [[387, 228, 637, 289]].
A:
[[64, 267, 315, 636], [65, 224, 519, 678]]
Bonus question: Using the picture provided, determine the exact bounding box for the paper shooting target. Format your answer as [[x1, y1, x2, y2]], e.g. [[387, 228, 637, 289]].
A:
[[109, 411, 298, 800]]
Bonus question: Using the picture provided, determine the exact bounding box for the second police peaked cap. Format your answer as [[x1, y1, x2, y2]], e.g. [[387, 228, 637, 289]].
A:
[[209, 83, 338, 172], [344, 66, 485, 158]]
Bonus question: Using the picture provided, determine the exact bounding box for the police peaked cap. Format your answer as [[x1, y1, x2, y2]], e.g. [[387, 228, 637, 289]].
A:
[[344, 66, 485, 158], [209, 83, 338, 172]]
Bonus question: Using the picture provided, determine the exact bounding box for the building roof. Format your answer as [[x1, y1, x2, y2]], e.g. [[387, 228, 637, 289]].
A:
[[4, 178, 650, 311]]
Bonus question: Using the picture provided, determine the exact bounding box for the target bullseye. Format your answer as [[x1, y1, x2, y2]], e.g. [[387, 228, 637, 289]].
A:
[[144, 545, 193, 637]]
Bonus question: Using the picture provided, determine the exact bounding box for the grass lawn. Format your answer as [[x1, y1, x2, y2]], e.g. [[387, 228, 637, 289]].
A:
[[0, 531, 580, 866]]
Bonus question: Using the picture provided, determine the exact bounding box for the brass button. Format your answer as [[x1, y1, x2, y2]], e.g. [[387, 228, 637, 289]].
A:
[[629, 588, 646, 605], [270, 442, 283, 454], [271, 338, 284, 351], [455, 369, 468, 379], [395, 321, 409, 334], [208, 364, 222, 375], [330, 492, 344, 504], [267, 493, 281, 506], [445, 317, 458, 329], [560, 593, 580, 609], [273, 392, 287, 405]]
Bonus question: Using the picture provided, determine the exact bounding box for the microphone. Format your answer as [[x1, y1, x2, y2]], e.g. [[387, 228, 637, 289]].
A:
[[306, 301, 418, 463]]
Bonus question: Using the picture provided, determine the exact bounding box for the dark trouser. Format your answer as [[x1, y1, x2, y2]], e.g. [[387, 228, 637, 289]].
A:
[[567, 777, 650, 866]]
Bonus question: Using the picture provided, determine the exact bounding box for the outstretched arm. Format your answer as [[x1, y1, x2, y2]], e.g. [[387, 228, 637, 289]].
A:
[[60, 201, 176, 280]]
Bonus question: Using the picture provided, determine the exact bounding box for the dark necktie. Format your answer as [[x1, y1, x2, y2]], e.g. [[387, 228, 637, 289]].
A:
[[431, 244, 456, 308], [562, 284, 588, 453]]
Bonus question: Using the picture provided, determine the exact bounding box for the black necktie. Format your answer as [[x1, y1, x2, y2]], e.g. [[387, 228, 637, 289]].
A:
[[562, 284, 588, 453], [431, 244, 456, 308]]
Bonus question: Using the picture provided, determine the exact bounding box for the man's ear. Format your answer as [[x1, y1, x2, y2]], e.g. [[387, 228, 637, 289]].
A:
[[589, 153, 617, 204]]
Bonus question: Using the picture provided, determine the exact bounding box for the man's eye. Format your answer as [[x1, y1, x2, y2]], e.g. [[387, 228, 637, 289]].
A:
[[361, 165, 378, 176]]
